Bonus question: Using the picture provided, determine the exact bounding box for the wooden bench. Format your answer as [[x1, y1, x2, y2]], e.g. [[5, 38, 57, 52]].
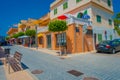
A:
[[7, 51, 23, 73]]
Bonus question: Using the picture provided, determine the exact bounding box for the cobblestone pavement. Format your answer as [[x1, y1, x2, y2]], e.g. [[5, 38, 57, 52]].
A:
[[3, 45, 120, 80], [0, 48, 7, 80]]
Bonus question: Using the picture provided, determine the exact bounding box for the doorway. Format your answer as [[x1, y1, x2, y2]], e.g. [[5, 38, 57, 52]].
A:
[[47, 35, 51, 48]]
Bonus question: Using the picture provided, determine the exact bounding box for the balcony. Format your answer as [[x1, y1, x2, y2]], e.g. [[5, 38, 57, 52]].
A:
[[37, 26, 48, 33], [67, 16, 91, 26]]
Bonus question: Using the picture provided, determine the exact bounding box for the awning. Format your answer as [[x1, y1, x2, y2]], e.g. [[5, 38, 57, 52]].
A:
[[57, 14, 68, 20], [37, 34, 43, 37], [18, 35, 29, 39], [82, 14, 90, 19]]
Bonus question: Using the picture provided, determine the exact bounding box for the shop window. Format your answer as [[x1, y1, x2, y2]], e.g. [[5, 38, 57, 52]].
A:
[[98, 34, 102, 42], [56, 32, 66, 46], [63, 2, 68, 10], [76, 27, 79, 32], [86, 30, 93, 35]]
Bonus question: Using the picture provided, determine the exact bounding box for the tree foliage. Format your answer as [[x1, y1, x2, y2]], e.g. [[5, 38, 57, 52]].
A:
[[17, 32, 25, 37], [12, 33, 19, 38], [48, 20, 68, 32], [25, 29, 36, 37], [114, 13, 120, 26], [5, 36, 10, 40], [116, 13, 120, 19], [114, 12, 120, 35]]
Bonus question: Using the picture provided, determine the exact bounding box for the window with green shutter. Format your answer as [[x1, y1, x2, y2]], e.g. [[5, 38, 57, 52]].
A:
[[77, 13, 83, 18], [110, 35, 112, 40], [108, 19, 112, 25], [63, 2, 68, 10], [83, 10, 88, 15], [96, 15, 101, 23], [107, 0, 111, 7], [98, 34, 102, 42], [76, 0, 81, 3], [54, 8, 57, 15]]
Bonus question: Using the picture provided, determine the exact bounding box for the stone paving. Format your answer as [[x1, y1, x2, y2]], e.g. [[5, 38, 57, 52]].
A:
[[0, 64, 6, 80], [3, 45, 120, 80], [0, 47, 6, 80]]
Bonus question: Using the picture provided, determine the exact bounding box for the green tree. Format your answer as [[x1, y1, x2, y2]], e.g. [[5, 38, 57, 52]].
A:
[[25, 29, 36, 37], [48, 20, 67, 32], [114, 12, 120, 35], [25, 29, 36, 47], [17, 32, 25, 37], [5, 36, 10, 41], [12, 33, 19, 38], [48, 20, 68, 55]]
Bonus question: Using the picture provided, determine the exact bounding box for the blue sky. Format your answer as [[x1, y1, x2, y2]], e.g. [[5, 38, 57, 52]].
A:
[[0, 0, 120, 36]]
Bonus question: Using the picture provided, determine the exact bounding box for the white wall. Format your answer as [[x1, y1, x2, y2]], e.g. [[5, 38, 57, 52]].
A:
[[91, 6, 114, 28], [50, 0, 91, 19], [50, 0, 113, 20]]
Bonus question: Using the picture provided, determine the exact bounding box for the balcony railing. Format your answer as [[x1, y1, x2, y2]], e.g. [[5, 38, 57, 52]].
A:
[[67, 16, 91, 26], [37, 26, 48, 33]]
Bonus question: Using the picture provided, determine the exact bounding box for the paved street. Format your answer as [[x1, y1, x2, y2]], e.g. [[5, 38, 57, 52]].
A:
[[3, 45, 120, 80], [0, 48, 7, 80]]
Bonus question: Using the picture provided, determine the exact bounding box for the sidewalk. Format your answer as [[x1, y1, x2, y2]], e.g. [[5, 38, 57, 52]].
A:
[[28, 46, 96, 58], [3, 64, 35, 80], [1, 46, 38, 80]]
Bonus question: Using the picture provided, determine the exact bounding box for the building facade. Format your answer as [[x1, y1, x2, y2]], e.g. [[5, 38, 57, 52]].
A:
[[7, 27, 18, 37], [37, 0, 115, 54], [50, 0, 114, 43]]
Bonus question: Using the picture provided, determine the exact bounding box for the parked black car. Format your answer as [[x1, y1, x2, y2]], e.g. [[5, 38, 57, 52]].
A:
[[96, 39, 120, 54]]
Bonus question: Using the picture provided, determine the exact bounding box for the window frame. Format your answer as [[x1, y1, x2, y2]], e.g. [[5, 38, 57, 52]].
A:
[[107, 0, 111, 7], [96, 15, 101, 23], [54, 8, 57, 15], [63, 2, 68, 10], [108, 19, 112, 25]]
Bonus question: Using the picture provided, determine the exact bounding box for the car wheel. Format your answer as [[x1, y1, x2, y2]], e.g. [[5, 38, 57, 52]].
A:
[[112, 49, 116, 54]]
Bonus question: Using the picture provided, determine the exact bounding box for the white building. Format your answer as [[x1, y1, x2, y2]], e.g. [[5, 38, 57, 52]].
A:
[[50, 0, 116, 44]]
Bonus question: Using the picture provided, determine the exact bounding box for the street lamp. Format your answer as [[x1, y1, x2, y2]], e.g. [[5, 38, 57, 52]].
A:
[[35, 25, 38, 49], [33, 20, 39, 49]]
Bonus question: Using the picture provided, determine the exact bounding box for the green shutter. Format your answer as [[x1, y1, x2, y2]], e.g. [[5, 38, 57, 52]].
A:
[[63, 2, 68, 10], [76, 0, 81, 3], [98, 34, 102, 42], [108, 0, 111, 7], [108, 19, 112, 25], [77, 13, 83, 18], [110, 35, 112, 40], [84, 10, 88, 15], [54, 8, 57, 15], [96, 15, 101, 23]]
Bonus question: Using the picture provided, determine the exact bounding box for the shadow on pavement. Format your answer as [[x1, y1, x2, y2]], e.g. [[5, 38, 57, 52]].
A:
[[21, 62, 29, 70]]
